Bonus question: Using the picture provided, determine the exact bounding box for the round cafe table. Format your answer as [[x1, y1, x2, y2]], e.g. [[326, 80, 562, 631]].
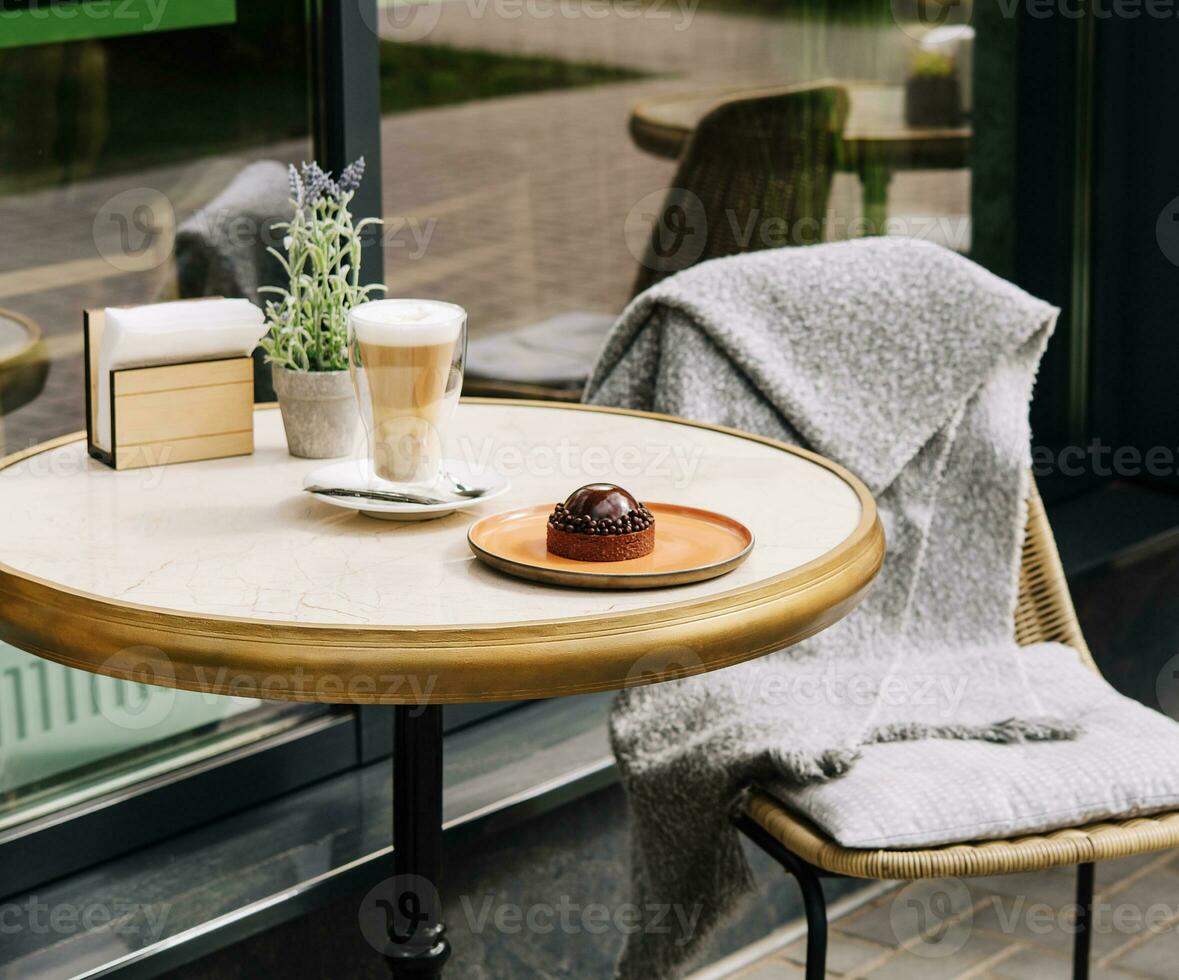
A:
[[0, 400, 883, 977], [0, 309, 50, 446]]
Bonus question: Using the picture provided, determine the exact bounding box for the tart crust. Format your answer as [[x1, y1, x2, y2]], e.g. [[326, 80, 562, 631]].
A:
[[547, 524, 655, 562]]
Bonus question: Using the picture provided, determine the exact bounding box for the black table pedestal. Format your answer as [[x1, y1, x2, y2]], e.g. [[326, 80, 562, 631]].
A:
[[385, 705, 450, 978]]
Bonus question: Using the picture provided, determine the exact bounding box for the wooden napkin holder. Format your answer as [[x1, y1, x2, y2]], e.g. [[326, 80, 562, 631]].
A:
[[84, 308, 255, 471]]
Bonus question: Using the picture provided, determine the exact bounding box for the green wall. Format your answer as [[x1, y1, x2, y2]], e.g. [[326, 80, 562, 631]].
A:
[[0, 0, 236, 50]]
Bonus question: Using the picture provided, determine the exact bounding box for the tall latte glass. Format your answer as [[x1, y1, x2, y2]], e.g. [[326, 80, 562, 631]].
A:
[[348, 299, 467, 487]]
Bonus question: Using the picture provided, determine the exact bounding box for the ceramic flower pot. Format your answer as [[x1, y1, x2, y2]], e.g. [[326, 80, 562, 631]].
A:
[[272, 365, 359, 459]]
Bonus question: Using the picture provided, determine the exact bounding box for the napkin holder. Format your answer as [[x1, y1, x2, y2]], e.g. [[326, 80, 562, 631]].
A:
[[84, 308, 255, 471]]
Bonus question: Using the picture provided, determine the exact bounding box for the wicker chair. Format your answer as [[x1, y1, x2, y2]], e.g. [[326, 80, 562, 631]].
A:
[[735, 480, 1179, 979], [469, 84, 849, 402], [632, 84, 848, 295]]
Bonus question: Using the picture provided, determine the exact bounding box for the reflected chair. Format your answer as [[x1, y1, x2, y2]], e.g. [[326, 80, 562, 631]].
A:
[[175, 160, 293, 403], [465, 84, 849, 401], [631, 83, 848, 295], [735, 480, 1179, 980]]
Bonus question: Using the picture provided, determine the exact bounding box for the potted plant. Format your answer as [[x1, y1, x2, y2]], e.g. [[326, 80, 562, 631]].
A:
[[904, 50, 962, 128], [259, 158, 384, 458]]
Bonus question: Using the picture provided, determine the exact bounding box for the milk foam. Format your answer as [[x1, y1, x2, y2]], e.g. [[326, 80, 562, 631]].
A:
[[350, 300, 465, 347]]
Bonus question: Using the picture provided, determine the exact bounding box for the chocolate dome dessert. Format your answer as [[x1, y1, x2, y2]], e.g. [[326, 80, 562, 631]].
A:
[[546, 484, 655, 562]]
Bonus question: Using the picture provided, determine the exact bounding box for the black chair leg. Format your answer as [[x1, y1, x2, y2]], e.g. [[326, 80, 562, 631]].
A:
[[736, 812, 1098, 980], [733, 814, 829, 980], [793, 859, 829, 980], [1073, 862, 1095, 980]]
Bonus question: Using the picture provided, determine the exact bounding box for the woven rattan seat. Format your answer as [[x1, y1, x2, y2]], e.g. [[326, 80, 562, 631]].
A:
[[742, 483, 1179, 876], [735, 480, 1179, 977], [745, 792, 1179, 880]]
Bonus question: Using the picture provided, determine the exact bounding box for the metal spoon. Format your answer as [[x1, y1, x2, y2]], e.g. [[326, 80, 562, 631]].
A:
[[444, 476, 491, 498], [305, 486, 451, 506], [304, 484, 491, 506]]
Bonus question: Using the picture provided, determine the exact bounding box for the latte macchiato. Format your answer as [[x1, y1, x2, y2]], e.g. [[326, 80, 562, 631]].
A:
[[348, 300, 466, 485]]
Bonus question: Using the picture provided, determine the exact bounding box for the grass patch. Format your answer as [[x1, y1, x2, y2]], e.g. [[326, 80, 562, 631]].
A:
[[378, 40, 646, 114]]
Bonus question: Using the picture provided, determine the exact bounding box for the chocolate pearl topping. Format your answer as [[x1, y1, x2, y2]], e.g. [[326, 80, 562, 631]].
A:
[[548, 484, 654, 536]]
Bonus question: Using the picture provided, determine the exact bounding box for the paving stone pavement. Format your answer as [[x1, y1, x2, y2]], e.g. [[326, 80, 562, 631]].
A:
[[378, 0, 911, 83], [377, 82, 970, 340], [715, 852, 1179, 979]]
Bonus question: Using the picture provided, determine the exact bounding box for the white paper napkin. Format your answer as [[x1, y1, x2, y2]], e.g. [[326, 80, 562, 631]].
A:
[[95, 299, 267, 453]]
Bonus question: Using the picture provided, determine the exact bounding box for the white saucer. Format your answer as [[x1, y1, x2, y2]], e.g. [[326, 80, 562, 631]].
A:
[[303, 459, 510, 521]]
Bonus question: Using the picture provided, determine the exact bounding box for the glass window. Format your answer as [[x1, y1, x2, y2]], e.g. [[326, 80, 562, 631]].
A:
[[0, 1, 327, 826], [377, 0, 973, 351]]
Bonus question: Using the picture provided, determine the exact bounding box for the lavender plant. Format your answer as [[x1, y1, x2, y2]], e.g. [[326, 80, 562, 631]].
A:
[[258, 158, 385, 372]]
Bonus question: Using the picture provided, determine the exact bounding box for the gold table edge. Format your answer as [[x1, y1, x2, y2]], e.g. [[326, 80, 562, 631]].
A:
[[0, 400, 885, 702]]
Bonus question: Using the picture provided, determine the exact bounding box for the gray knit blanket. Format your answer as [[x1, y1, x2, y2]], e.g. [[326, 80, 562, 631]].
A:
[[584, 238, 1094, 977]]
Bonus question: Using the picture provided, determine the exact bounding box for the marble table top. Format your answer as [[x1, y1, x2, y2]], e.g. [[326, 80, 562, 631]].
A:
[[0, 402, 883, 703]]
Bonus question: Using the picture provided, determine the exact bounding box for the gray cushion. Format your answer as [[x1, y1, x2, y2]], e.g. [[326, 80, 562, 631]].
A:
[[768, 645, 1179, 848], [466, 311, 615, 386], [175, 160, 292, 403], [175, 160, 291, 302]]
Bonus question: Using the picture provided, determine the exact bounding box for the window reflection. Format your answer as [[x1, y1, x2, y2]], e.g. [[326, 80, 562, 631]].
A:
[[377, 0, 972, 396], [0, 4, 320, 821]]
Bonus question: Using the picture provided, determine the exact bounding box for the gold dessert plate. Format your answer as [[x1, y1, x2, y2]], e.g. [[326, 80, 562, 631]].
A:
[[467, 502, 754, 590]]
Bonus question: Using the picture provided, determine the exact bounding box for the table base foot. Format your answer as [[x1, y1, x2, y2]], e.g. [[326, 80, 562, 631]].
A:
[[384, 925, 451, 979]]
